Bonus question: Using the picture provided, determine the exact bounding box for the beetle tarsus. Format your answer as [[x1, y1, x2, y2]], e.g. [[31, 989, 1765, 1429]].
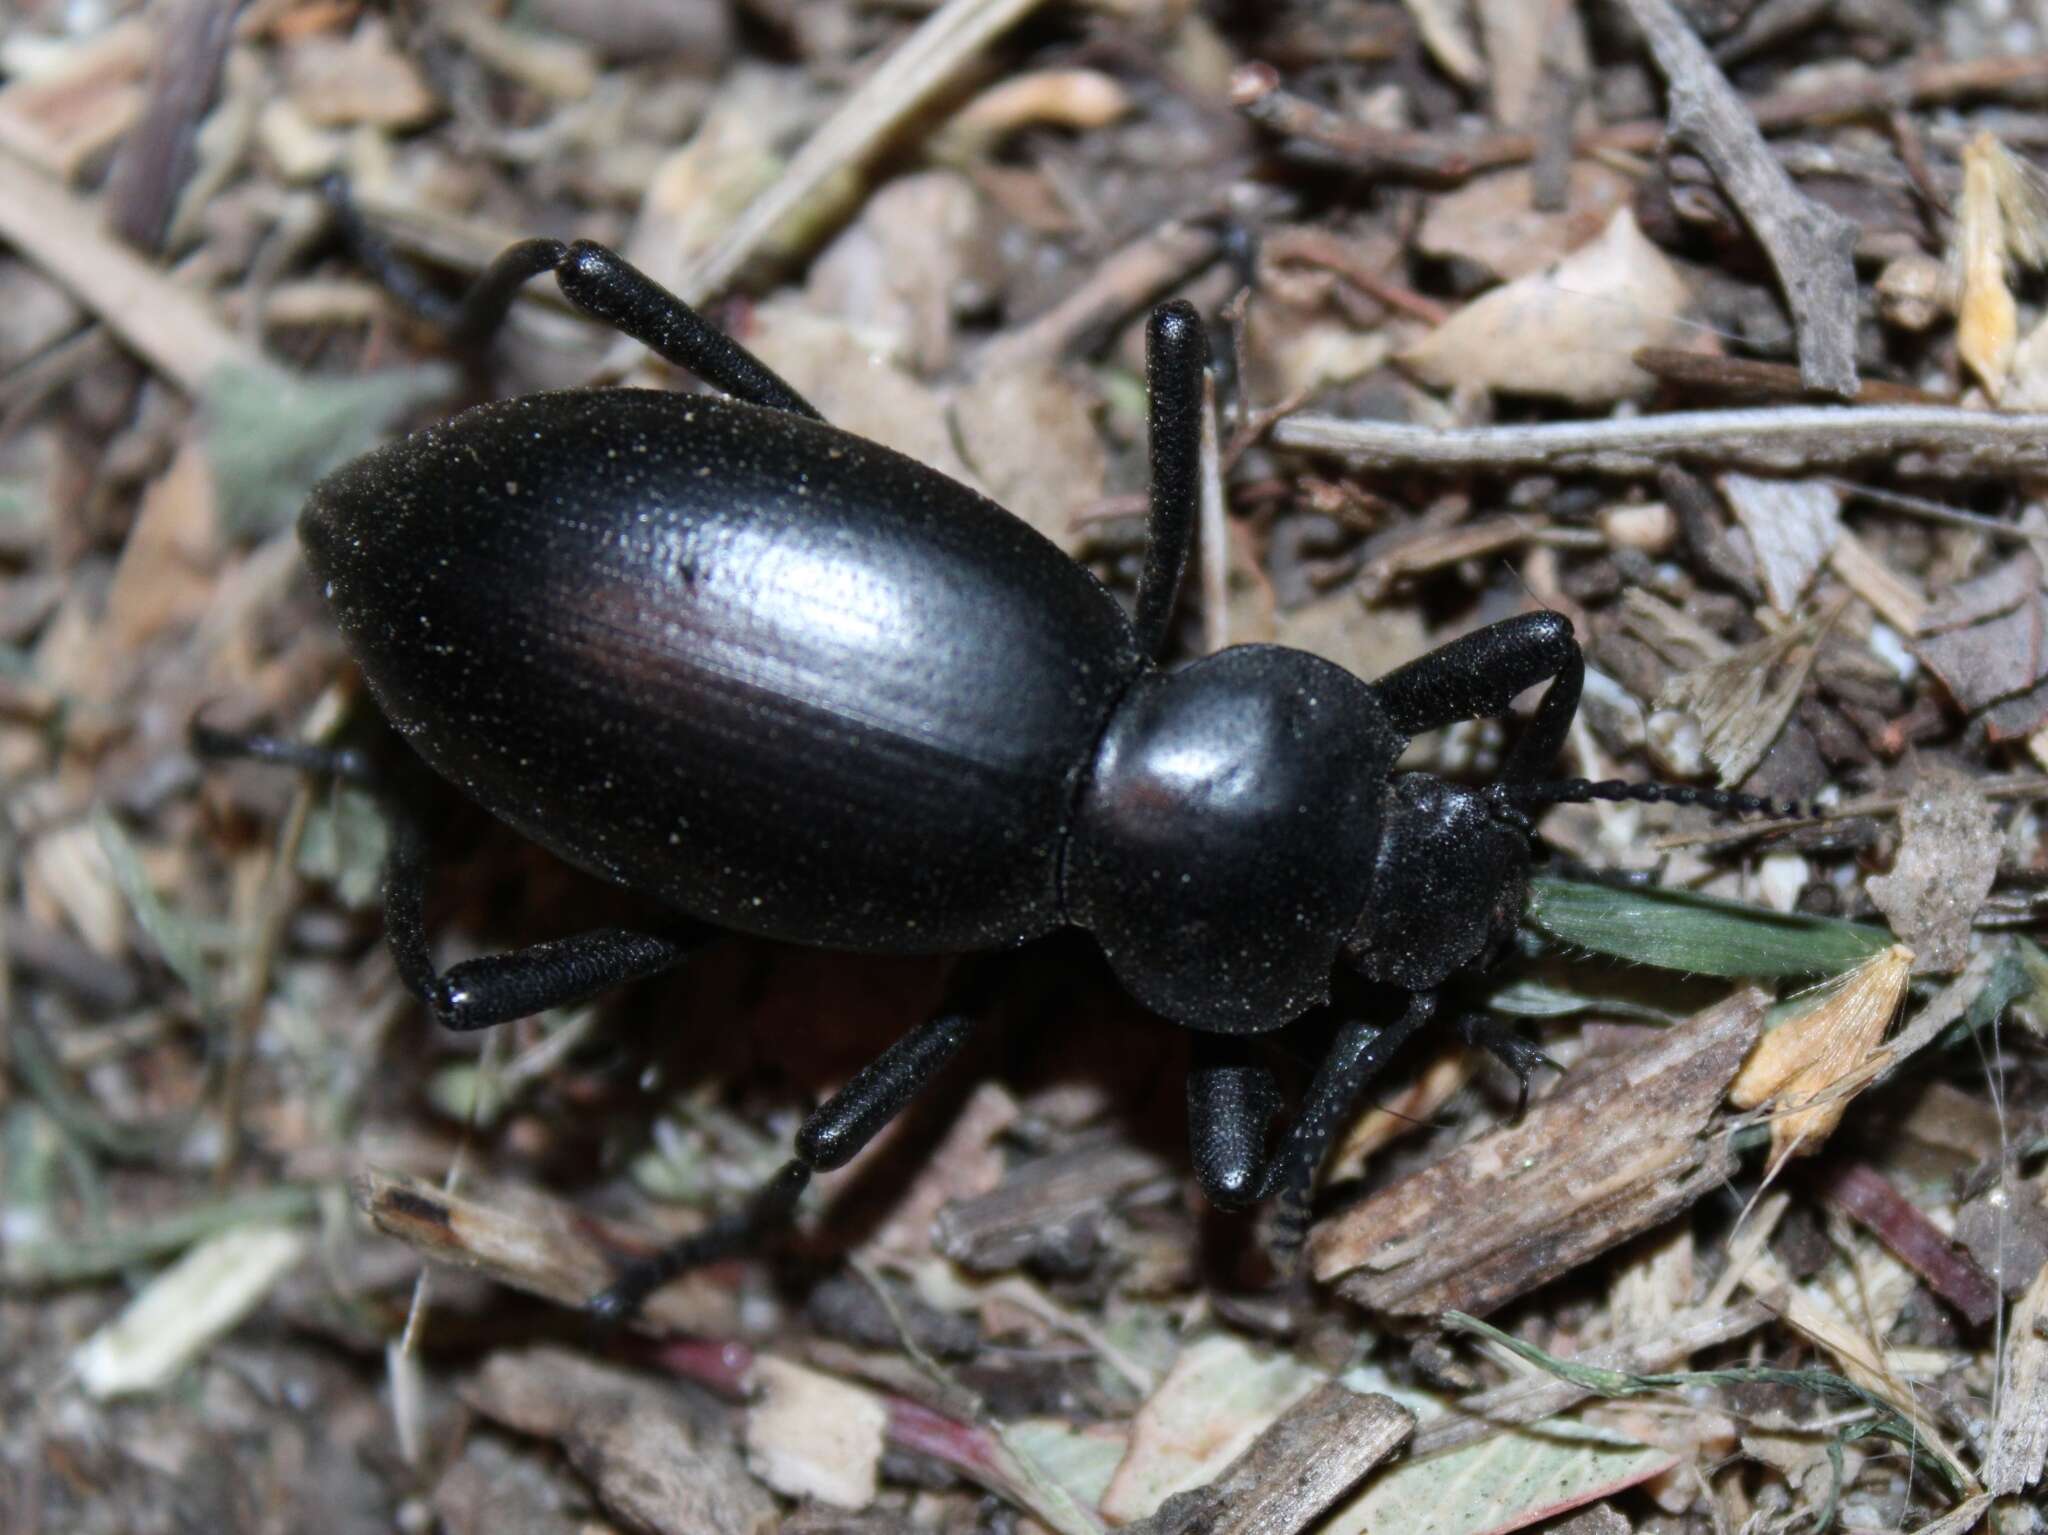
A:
[[1453, 1013, 1559, 1120], [591, 1159, 813, 1326], [188, 718, 379, 788]]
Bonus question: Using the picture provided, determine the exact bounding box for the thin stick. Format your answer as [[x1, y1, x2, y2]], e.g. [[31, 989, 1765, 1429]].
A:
[[1618, 0, 1860, 396], [677, 0, 1053, 304], [1236, 51, 2048, 182], [0, 148, 260, 392], [1272, 404, 2048, 478]]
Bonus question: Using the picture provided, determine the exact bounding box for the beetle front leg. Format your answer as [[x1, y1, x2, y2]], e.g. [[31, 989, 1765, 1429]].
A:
[[1369, 611, 1584, 784], [590, 1004, 988, 1323], [1452, 1012, 1559, 1120], [1134, 300, 1207, 660], [1258, 991, 1438, 1265]]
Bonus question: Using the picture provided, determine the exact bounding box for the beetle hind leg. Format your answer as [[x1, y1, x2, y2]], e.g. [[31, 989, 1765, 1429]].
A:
[[193, 718, 704, 1032], [590, 1001, 990, 1324]]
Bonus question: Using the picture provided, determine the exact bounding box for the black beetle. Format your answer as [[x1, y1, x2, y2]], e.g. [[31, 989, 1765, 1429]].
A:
[[203, 236, 1792, 1318]]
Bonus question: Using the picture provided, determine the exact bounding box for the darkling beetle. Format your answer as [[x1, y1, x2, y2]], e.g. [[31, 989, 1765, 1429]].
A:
[[201, 235, 1796, 1320]]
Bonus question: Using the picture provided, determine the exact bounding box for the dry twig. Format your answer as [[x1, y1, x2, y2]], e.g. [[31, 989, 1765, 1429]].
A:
[[1618, 0, 1860, 395]]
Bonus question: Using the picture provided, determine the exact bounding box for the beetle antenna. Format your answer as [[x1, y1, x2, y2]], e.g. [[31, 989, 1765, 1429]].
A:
[[1495, 778, 1807, 820]]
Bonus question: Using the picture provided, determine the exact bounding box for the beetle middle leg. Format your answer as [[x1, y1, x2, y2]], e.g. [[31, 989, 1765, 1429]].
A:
[[320, 179, 820, 420]]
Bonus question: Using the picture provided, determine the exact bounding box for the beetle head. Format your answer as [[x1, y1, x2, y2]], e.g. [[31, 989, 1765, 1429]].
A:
[[1346, 774, 1534, 993]]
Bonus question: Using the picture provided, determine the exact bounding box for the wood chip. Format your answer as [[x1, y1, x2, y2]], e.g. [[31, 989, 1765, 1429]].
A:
[[1100, 1335, 1322, 1522], [743, 1355, 888, 1509], [0, 149, 260, 393], [1986, 1227, 2048, 1494], [1827, 529, 1928, 638], [1399, 0, 1483, 85], [0, 17, 154, 178], [440, 6, 598, 101], [1310, 990, 1767, 1316], [72, 1223, 307, 1398], [1357, 516, 1555, 601], [678, 0, 1055, 303], [854, 1079, 1017, 1259], [282, 15, 438, 128], [1124, 1384, 1413, 1535], [933, 1137, 1171, 1273], [462, 1346, 777, 1535], [354, 1167, 738, 1336]]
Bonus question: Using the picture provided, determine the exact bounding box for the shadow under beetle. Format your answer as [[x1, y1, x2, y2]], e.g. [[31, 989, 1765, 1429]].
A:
[[202, 235, 1794, 1320]]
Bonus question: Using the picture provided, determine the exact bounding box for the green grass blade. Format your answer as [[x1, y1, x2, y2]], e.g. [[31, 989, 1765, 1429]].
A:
[[1526, 876, 1893, 978]]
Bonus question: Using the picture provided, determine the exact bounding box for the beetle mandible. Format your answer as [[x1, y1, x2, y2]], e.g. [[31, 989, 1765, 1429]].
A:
[[203, 236, 1793, 1319]]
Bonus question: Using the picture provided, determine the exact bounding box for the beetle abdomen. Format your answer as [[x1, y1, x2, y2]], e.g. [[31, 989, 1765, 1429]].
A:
[[303, 389, 1144, 951]]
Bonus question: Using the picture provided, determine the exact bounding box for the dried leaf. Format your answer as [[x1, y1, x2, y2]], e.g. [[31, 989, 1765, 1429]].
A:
[[750, 306, 980, 483], [807, 171, 999, 373], [953, 362, 1107, 556], [1099, 1335, 1323, 1522], [1126, 1384, 1412, 1535], [1398, 209, 1691, 404], [1655, 604, 1836, 786], [1329, 1417, 1674, 1535], [1728, 945, 1912, 1167], [1865, 771, 1999, 972], [1955, 132, 2048, 398], [1717, 473, 1840, 615], [1415, 165, 1634, 281]]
